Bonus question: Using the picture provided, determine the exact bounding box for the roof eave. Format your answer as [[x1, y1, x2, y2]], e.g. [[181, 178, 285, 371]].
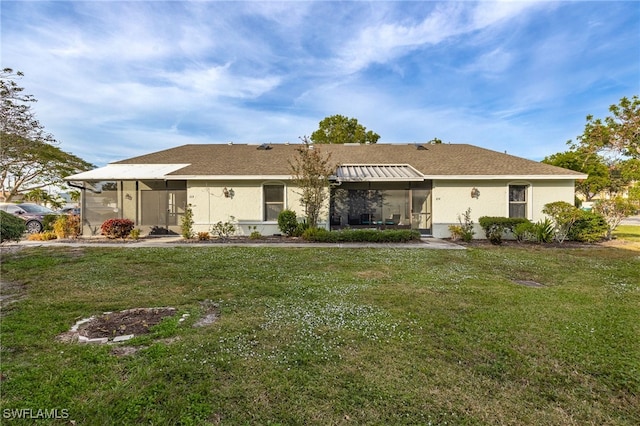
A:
[[426, 174, 588, 180]]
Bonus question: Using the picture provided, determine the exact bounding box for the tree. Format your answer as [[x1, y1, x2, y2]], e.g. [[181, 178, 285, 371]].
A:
[[289, 137, 337, 228], [571, 95, 640, 159], [593, 197, 638, 240], [542, 201, 581, 243], [543, 150, 611, 201], [1, 68, 93, 201], [310, 115, 380, 145]]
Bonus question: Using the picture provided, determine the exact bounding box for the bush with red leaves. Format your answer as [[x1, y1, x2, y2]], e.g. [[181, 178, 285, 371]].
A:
[[101, 219, 135, 239]]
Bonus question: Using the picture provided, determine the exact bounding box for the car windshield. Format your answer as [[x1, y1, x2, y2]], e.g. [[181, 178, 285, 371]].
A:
[[19, 204, 55, 214]]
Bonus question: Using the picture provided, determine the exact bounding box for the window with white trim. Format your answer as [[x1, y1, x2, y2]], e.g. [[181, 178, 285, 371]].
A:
[[509, 185, 528, 218], [264, 184, 284, 221]]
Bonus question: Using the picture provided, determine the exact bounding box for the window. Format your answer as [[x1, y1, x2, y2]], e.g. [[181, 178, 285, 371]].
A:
[[264, 184, 284, 221], [509, 185, 528, 218]]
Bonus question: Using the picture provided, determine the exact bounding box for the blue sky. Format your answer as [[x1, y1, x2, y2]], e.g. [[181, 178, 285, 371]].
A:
[[1, 1, 638, 167]]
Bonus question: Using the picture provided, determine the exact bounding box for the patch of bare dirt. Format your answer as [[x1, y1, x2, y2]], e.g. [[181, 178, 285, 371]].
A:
[[193, 300, 220, 327], [79, 307, 177, 339]]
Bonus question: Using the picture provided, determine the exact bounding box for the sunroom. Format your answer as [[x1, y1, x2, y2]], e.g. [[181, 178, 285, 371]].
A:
[[329, 164, 433, 235]]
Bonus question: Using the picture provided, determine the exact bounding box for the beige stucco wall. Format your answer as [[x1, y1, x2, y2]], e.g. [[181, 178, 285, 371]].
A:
[[187, 180, 330, 236], [431, 179, 577, 238]]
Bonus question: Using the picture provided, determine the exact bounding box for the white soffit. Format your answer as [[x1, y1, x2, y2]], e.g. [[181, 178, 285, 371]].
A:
[[336, 164, 424, 181], [65, 164, 190, 181]]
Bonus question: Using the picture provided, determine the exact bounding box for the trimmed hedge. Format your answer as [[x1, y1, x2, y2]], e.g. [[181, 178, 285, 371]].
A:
[[302, 228, 421, 243], [1, 211, 26, 242], [478, 217, 531, 233]]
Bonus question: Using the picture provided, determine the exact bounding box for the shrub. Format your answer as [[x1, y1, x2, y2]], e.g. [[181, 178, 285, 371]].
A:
[[52, 214, 81, 239], [448, 225, 464, 241], [513, 221, 536, 243], [129, 228, 141, 240], [1, 210, 26, 242], [101, 219, 135, 239], [302, 227, 331, 241], [478, 217, 531, 244], [181, 205, 194, 239], [568, 211, 608, 243], [293, 219, 309, 237], [42, 214, 58, 232], [197, 232, 210, 241], [302, 228, 421, 243], [457, 208, 474, 242], [211, 218, 236, 240], [533, 218, 554, 243], [277, 210, 299, 237], [27, 231, 57, 241]]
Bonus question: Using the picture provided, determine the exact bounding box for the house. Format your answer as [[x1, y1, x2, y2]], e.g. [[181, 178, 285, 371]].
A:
[[65, 143, 587, 238]]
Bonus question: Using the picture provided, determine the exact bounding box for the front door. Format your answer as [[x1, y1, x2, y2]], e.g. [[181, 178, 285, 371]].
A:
[[140, 182, 187, 234], [410, 188, 432, 234]]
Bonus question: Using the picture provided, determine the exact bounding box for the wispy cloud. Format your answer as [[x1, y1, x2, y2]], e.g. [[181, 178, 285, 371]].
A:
[[335, 1, 543, 74]]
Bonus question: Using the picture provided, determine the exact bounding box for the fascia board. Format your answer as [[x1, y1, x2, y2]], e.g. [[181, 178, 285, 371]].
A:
[[167, 175, 294, 181], [426, 174, 588, 180]]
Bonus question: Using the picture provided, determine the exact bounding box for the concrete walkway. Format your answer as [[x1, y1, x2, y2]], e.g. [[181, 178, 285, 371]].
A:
[[2, 236, 465, 250]]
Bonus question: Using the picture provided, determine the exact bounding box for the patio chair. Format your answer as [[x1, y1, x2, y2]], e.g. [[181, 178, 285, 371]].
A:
[[385, 214, 401, 225]]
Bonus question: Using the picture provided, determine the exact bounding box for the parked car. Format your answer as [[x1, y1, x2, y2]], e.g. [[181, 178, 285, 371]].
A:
[[57, 206, 81, 215], [0, 203, 58, 234]]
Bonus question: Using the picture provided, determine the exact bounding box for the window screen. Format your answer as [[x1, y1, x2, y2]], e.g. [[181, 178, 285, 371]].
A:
[[264, 184, 284, 221], [509, 185, 528, 218]]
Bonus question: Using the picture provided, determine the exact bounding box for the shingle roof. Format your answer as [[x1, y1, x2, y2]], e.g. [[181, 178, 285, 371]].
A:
[[109, 143, 584, 179]]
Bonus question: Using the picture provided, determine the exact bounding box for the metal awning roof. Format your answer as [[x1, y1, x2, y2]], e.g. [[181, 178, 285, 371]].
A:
[[65, 164, 190, 181], [335, 164, 424, 182]]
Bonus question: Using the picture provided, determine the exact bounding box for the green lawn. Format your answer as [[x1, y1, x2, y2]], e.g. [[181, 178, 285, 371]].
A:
[[614, 224, 640, 242], [1, 245, 638, 425]]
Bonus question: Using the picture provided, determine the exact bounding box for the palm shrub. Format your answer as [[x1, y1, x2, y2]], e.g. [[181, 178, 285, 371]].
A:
[[533, 218, 554, 243], [1, 211, 26, 242]]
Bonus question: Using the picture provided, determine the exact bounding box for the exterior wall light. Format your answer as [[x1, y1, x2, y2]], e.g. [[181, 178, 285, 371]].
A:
[[471, 187, 480, 199], [223, 187, 235, 198]]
